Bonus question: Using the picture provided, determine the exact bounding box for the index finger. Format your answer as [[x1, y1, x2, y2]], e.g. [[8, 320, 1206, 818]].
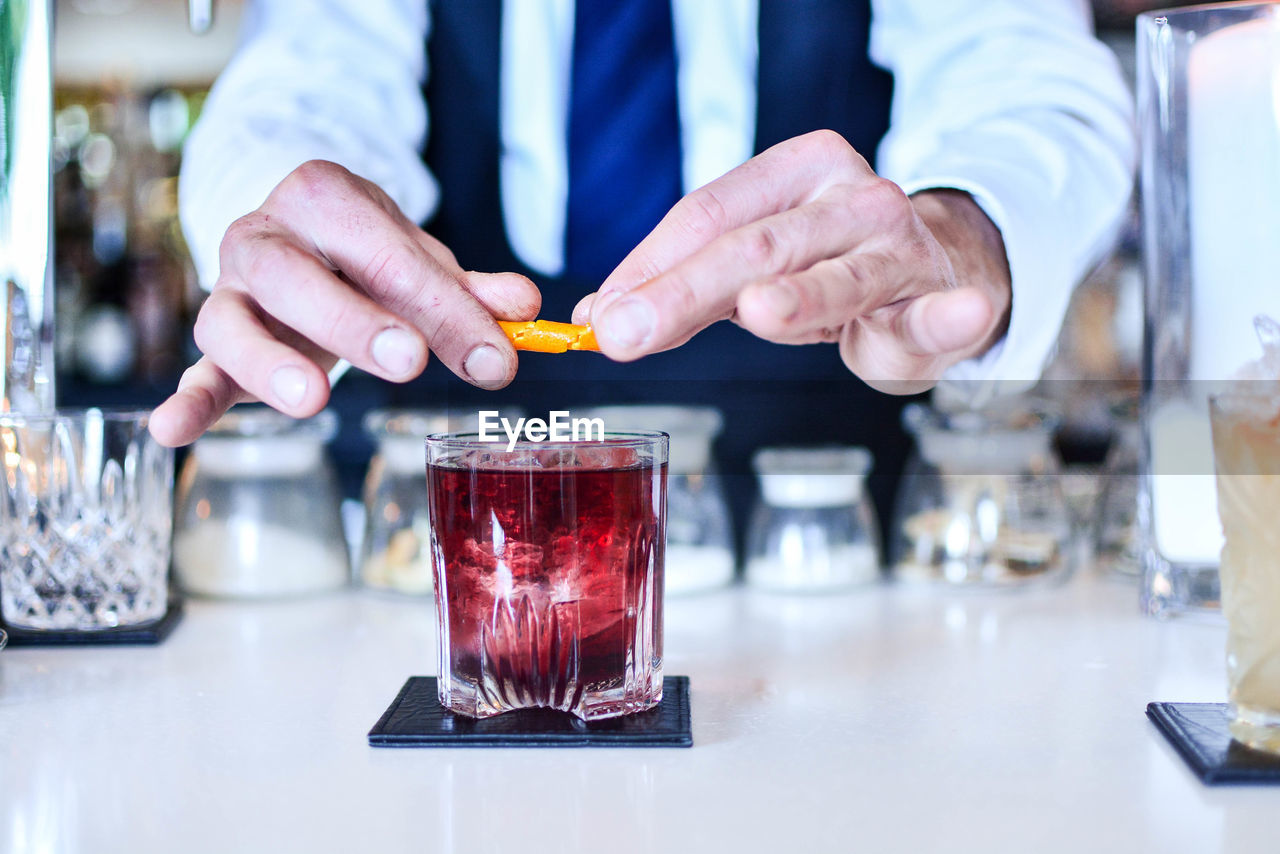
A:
[[598, 130, 866, 299], [149, 357, 250, 447], [590, 182, 896, 359], [263, 164, 519, 388]]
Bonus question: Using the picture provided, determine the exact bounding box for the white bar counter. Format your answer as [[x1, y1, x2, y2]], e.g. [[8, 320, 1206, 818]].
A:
[[0, 572, 1272, 853]]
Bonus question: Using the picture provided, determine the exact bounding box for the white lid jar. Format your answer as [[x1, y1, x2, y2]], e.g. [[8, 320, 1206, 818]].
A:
[[173, 407, 349, 598], [746, 446, 880, 592]]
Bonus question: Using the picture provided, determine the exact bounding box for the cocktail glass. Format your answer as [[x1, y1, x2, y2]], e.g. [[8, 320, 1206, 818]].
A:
[[0, 409, 174, 631], [426, 431, 667, 720], [1210, 392, 1280, 754]]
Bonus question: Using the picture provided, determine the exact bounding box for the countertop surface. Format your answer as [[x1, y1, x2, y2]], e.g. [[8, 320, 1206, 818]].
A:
[[0, 571, 1272, 853]]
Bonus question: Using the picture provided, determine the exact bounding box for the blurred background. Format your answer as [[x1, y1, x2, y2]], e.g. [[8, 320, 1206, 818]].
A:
[[51, 0, 1190, 481], [53, 0, 242, 400]]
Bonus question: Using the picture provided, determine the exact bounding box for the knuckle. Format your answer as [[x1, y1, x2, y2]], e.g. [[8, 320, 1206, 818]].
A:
[[867, 179, 912, 226], [397, 280, 490, 355], [668, 275, 699, 316], [284, 159, 348, 200], [241, 242, 294, 290], [627, 255, 666, 286], [807, 128, 845, 155], [219, 213, 269, 262], [317, 300, 361, 347], [360, 243, 417, 295], [360, 241, 430, 306], [418, 307, 467, 352], [268, 160, 362, 217], [803, 129, 858, 170], [191, 303, 220, 354], [679, 187, 730, 240], [737, 223, 784, 271], [785, 275, 822, 316], [835, 255, 872, 290], [658, 274, 702, 324]]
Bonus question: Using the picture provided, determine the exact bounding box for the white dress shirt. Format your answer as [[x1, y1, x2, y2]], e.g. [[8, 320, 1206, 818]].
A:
[[180, 0, 1135, 397]]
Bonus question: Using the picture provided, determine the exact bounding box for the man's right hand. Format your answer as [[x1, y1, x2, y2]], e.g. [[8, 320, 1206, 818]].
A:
[[149, 160, 541, 447]]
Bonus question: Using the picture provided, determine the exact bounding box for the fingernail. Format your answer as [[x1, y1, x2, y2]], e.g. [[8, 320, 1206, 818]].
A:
[[463, 344, 508, 388], [573, 293, 597, 323], [599, 298, 656, 349], [371, 327, 419, 377], [270, 365, 308, 408], [755, 283, 800, 321]]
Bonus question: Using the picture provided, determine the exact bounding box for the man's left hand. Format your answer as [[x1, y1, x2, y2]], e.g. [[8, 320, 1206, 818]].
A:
[[573, 130, 1012, 394]]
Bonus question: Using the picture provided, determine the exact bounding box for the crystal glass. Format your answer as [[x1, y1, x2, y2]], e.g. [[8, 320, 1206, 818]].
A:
[[427, 431, 667, 720], [892, 401, 1070, 587], [0, 409, 174, 630], [745, 447, 880, 592], [584, 405, 733, 594], [1138, 4, 1280, 616], [360, 408, 521, 595], [1210, 392, 1280, 754], [173, 407, 348, 598]]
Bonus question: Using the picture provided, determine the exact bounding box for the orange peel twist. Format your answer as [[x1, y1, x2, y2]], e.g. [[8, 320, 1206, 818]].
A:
[[498, 320, 600, 353]]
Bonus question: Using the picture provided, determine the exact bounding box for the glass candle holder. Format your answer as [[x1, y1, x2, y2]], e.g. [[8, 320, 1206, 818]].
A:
[[1138, 4, 1280, 616], [0, 409, 174, 630], [427, 431, 668, 720]]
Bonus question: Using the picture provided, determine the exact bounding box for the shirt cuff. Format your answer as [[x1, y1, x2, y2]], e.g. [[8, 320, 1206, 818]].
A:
[[899, 168, 1076, 409]]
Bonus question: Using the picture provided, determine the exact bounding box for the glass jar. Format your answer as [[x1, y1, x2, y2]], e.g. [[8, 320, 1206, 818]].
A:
[[585, 405, 734, 594], [360, 408, 523, 594], [173, 407, 349, 598], [892, 401, 1070, 587], [360, 409, 459, 594], [744, 447, 880, 592]]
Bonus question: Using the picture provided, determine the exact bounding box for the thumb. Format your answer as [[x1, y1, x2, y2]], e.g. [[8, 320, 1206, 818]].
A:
[[897, 287, 994, 358], [461, 271, 542, 321]]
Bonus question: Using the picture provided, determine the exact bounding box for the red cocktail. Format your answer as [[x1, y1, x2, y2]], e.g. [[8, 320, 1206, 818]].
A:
[[426, 433, 667, 719]]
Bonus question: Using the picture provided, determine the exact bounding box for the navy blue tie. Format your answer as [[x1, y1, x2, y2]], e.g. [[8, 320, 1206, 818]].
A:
[[563, 0, 683, 282]]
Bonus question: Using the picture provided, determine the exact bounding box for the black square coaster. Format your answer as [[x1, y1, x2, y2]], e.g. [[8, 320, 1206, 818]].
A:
[[0, 599, 184, 647], [369, 676, 692, 748], [1147, 702, 1280, 785]]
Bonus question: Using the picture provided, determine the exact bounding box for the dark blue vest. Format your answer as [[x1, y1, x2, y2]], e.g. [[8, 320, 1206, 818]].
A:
[[397, 0, 912, 540]]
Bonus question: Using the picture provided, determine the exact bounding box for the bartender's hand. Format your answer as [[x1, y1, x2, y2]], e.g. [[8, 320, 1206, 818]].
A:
[[573, 130, 1011, 395], [150, 161, 540, 447]]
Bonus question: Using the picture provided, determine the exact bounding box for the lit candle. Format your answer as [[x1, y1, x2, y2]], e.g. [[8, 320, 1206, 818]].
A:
[[1188, 12, 1280, 382]]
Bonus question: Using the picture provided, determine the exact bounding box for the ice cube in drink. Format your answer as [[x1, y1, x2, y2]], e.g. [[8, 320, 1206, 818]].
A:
[[427, 435, 667, 720], [1210, 392, 1280, 754]]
